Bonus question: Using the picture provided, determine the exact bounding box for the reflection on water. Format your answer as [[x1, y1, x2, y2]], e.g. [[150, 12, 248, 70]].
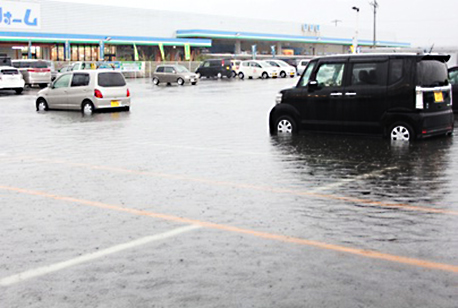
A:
[[268, 134, 457, 252], [269, 133, 455, 206]]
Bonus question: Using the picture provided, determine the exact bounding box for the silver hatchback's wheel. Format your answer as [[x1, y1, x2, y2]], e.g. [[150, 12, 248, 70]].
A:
[[82, 101, 94, 115], [153, 78, 160, 85], [390, 123, 413, 141], [177, 78, 184, 86], [36, 98, 48, 111]]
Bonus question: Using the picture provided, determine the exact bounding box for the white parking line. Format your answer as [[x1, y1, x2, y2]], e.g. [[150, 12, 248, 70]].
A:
[[0, 224, 201, 286], [308, 166, 398, 193]]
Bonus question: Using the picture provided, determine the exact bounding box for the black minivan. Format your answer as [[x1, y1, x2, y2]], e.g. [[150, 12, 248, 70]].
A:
[[195, 59, 232, 79], [269, 54, 454, 141]]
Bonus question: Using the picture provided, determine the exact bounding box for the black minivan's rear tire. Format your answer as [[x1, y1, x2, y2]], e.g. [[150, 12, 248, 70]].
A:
[[389, 122, 415, 141], [274, 115, 297, 135]]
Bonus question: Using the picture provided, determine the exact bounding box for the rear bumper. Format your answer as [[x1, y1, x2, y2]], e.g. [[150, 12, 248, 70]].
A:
[[417, 110, 454, 138], [94, 97, 131, 109]]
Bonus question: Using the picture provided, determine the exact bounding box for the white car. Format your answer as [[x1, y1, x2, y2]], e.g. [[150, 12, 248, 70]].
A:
[[296, 59, 311, 75], [238, 60, 278, 79], [0, 66, 25, 94], [265, 60, 296, 78], [231, 60, 242, 78]]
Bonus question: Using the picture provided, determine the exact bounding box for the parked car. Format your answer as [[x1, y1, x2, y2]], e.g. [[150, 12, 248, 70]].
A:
[[12, 59, 52, 88], [45, 61, 57, 81], [55, 65, 72, 79], [448, 66, 458, 112], [195, 59, 232, 78], [0, 66, 25, 94], [152, 65, 198, 86], [36, 70, 130, 114], [269, 53, 453, 141], [231, 60, 242, 78], [238, 60, 278, 79], [71, 61, 98, 71], [265, 59, 296, 78], [296, 59, 311, 75]]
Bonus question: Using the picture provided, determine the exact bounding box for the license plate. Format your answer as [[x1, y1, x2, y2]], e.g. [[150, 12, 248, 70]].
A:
[[434, 91, 444, 103], [111, 101, 120, 107]]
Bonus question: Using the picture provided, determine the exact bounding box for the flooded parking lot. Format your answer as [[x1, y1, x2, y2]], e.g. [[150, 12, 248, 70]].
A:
[[0, 77, 457, 307]]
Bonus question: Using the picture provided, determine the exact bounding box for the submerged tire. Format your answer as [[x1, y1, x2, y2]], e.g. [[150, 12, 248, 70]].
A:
[[274, 115, 297, 134], [36, 98, 48, 111], [389, 122, 414, 141]]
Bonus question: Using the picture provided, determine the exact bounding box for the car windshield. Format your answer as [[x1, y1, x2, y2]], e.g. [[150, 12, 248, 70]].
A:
[[98, 72, 126, 87], [267, 61, 280, 67], [417, 60, 449, 87], [175, 66, 190, 73], [277, 61, 289, 67], [0, 69, 19, 75]]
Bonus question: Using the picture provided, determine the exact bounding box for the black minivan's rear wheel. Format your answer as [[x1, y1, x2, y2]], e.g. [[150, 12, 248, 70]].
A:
[[274, 115, 297, 134], [389, 122, 414, 141]]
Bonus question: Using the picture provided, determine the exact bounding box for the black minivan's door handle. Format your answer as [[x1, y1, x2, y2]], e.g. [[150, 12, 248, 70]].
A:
[[345, 92, 357, 96], [330, 92, 343, 96]]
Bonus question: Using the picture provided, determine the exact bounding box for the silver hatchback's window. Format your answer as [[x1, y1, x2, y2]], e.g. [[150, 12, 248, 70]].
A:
[[71, 73, 90, 87], [53, 74, 71, 88], [98, 72, 126, 87]]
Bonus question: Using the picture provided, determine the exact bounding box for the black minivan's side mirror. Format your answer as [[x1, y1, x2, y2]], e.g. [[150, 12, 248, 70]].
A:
[[308, 80, 318, 88]]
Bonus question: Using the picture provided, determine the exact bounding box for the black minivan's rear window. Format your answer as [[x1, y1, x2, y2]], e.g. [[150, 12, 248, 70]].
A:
[[98, 72, 126, 87], [417, 60, 448, 87]]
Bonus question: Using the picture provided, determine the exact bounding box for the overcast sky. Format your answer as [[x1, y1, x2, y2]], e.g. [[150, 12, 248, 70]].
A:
[[53, 0, 458, 48]]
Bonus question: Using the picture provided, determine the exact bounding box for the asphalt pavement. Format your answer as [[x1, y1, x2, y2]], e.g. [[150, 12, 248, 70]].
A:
[[0, 76, 457, 307]]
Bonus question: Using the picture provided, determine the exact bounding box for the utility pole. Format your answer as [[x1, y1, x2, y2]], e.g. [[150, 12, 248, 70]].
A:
[[370, 0, 379, 48]]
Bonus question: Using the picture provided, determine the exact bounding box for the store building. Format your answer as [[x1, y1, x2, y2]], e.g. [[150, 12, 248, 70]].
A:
[[0, 0, 410, 62]]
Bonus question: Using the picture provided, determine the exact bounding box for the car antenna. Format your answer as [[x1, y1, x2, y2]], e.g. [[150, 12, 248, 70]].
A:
[[428, 43, 435, 53]]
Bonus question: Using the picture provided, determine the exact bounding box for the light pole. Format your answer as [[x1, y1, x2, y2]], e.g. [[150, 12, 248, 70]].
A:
[[352, 6, 360, 54], [370, 1, 379, 48]]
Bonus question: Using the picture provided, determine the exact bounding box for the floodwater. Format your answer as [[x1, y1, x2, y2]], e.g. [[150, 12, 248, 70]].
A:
[[0, 77, 457, 307]]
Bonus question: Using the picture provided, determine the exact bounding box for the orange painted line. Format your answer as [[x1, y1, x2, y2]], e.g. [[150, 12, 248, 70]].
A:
[[18, 157, 458, 217], [1, 184, 457, 274]]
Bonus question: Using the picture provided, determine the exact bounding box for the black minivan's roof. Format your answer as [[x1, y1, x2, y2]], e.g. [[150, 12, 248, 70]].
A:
[[313, 53, 451, 63]]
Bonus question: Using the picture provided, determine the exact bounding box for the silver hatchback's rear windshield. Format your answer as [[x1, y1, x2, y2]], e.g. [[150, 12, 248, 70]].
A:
[[417, 60, 448, 87], [98, 72, 126, 87]]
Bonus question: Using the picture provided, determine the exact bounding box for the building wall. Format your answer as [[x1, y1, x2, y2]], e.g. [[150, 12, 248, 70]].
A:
[[33, 0, 397, 45]]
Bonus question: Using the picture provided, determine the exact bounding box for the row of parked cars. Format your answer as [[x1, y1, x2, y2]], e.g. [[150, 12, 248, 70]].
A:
[[151, 58, 311, 86]]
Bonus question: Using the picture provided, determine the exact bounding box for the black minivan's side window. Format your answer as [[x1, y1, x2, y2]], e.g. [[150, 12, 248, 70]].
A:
[[389, 59, 403, 85], [315, 63, 345, 87], [71, 73, 90, 87], [449, 70, 458, 85], [299, 61, 316, 87], [351, 62, 387, 86]]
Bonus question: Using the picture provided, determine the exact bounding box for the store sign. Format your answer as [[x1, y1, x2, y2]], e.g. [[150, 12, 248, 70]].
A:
[[0, 1, 40, 29]]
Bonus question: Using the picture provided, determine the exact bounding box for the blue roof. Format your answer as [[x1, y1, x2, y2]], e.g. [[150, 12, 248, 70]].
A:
[[0, 31, 212, 47], [176, 29, 410, 48]]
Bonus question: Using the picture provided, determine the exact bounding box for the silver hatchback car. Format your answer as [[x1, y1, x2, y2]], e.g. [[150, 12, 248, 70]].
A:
[[36, 70, 131, 114], [152, 65, 198, 86]]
